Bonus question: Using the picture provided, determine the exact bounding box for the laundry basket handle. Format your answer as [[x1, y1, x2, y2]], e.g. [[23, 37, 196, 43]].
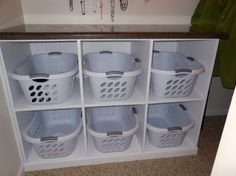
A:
[[174, 69, 192, 77], [48, 51, 62, 56], [40, 136, 58, 142], [105, 108, 138, 137], [100, 51, 113, 54], [167, 127, 182, 131], [134, 58, 141, 63], [179, 104, 187, 111], [30, 73, 49, 82], [186, 57, 195, 61], [153, 50, 160, 54], [106, 131, 123, 136], [132, 107, 137, 115], [106, 71, 124, 79]]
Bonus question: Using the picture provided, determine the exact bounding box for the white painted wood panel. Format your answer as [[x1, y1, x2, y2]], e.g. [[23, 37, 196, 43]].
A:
[[211, 88, 236, 176], [0, 52, 23, 176], [206, 77, 234, 116]]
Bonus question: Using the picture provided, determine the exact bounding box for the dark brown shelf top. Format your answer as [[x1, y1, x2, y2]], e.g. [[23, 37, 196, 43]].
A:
[[0, 24, 228, 40]]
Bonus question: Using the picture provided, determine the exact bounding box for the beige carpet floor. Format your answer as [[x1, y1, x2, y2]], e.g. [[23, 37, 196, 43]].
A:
[[26, 116, 226, 176]]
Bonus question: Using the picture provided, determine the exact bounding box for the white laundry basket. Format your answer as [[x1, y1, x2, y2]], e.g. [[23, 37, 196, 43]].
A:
[[24, 108, 82, 159], [12, 52, 78, 104], [151, 51, 205, 97], [83, 51, 142, 101], [147, 103, 194, 148], [87, 106, 139, 153]]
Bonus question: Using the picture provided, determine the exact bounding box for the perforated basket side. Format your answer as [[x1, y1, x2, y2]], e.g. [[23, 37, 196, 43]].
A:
[[147, 129, 187, 148], [83, 52, 142, 101], [151, 51, 205, 98], [17, 75, 76, 104], [24, 109, 83, 158], [147, 104, 194, 148], [88, 76, 137, 101], [92, 135, 134, 153], [11, 52, 78, 104], [83, 65, 142, 101], [87, 106, 139, 153], [151, 71, 199, 97], [33, 137, 78, 159]]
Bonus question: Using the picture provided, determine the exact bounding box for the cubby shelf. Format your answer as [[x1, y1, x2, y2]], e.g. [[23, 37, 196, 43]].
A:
[[0, 38, 219, 171]]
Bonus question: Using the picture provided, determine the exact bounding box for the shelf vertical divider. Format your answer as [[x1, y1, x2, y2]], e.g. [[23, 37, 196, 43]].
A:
[[177, 39, 220, 145], [143, 40, 155, 150], [130, 40, 154, 150], [77, 40, 88, 155]]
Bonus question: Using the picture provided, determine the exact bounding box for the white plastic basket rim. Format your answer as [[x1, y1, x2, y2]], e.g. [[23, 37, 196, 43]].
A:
[[83, 51, 142, 78], [151, 51, 205, 75], [11, 52, 79, 81], [11, 66, 78, 81], [146, 120, 194, 133], [83, 67, 142, 78], [146, 104, 194, 133], [151, 67, 205, 76], [87, 109, 139, 138], [23, 112, 83, 144]]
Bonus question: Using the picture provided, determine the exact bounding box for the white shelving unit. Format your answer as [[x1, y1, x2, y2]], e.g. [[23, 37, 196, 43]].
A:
[[0, 38, 219, 171]]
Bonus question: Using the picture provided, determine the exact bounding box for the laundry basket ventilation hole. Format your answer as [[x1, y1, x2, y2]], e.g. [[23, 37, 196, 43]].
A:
[[27, 84, 61, 103], [100, 136, 128, 152], [163, 78, 193, 97], [98, 81, 128, 100], [159, 131, 186, 147], [39, 143, 65, 158]]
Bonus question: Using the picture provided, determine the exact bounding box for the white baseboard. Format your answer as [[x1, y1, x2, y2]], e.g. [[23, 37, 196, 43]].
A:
[[206, 77, 234, 117], [17, 165, 25, 176], [205, 109, 229, 117]]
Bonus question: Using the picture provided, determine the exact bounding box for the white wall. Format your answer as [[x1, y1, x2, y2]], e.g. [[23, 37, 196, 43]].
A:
[[206, 77, 234, 116], [0, 0, 24, 29], [211, 88, 236, 176], [21, 0, 199, 25]]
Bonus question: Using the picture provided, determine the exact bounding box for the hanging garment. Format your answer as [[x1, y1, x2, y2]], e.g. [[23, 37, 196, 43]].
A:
[[191, 0, 236, 89]]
